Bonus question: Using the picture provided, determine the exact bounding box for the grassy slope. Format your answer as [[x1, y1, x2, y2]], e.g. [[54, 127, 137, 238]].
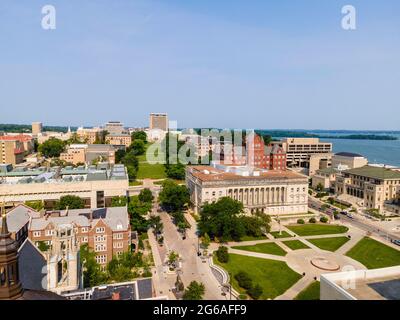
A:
[[294, 281, 320, 300], [214, 253, 301, 299], [346, 237, 400, 269], [287, 224, 349, 236], [232, 242, 287, 256], [307, 237, 350, 252]]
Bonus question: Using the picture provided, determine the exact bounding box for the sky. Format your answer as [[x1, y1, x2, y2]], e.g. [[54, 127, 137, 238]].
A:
[[0, 0, 399, 130]]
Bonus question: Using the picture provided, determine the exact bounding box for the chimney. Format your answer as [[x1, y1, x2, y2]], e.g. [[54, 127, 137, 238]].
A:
[[111, 292, 120, 300]]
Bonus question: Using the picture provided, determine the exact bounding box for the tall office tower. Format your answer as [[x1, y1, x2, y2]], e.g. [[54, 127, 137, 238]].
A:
[[105, 121, 125, 134], [149, 113, 168, 131], [32, 122, 43, 135]]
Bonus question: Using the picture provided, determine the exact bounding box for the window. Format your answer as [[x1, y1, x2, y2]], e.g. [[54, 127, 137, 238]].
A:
[[95, 235, 106, 242], [45, 229, 54, 237], [113, 233, 124, 240], [96, 227, 105, 233], [95, 255, 107, 264], [81, 227, 89, 233], [33, 231, 41, 237], [113, 242, 124, 249], [95, 244, 106, 252], [81, 237, 88, 243]]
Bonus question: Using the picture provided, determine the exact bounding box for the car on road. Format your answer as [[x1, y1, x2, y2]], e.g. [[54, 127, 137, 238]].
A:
[[347, 213, 354, 219], [340, 211, 348, 215], [391, 239, 400, 246]]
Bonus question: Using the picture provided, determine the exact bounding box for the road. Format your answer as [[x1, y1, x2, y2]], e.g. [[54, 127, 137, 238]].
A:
[[150, 206, 226, 300], [308, 197, 400, 243]]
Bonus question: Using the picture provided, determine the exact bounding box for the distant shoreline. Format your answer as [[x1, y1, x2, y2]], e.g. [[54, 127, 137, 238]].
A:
[[256, 131, 398, 141]]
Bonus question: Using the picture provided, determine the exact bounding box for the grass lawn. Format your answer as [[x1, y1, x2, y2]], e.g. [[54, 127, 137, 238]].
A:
[[287, 224, 349, 236], [270, 231, 293, 239], [214, 253, 301, 299], [137, 162, 166, 179], [282, 240, 310, 250], [346, 237, 400, 269], [129, 180, 143, 186], [154, 179, 185, 185], [232, 242, 287, 256], [294, 281, 320, 300], [239, 235, 268, 241], [307, 237, 350, 252]]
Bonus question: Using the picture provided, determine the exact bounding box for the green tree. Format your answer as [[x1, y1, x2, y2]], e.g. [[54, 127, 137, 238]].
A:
[[129, 139, 145, 156], [316, 183, 324, 192], [38, 138, 65, 158], [138, 188, 154, 203], [115, 149, 126, 163], [158, 180, 189, 212], [168, 251, 179, 265], [131, 131, 147, 143], [182, 281, 205, 300], [201, 233, 211, 249], [128, 196, 152, 216], [111, 196, 127, 207], [198, 197, 245, 241], [247, 284, 263, 300], [165, 163, 186, 180], [37, 241, 50, 252], [216, 246, 229, 263], [80, 244, 108, 288], [25, 200, 44, 211], [55, 195, 85, 210], [149, 215, 163, 234]]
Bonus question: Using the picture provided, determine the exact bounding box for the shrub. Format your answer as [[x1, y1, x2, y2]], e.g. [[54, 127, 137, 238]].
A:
[[238, 294, 248, 300], [216, 246, 229, 263], [235, 271, 253, 290], [247, 284, 263, 300], [297, 219, 305, 224], [309, 217, 317, 223], [320, 216, 328, 223]]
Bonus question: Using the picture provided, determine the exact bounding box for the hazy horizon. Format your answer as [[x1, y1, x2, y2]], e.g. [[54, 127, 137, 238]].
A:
[[1, 0, 400, 130]]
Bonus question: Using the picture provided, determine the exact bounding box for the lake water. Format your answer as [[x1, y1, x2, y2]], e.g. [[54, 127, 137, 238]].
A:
[[273, 131, 400, 167]]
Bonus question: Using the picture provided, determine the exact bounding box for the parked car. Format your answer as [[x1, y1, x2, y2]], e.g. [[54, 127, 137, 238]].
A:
[[347, 213, 354, 219], [340, 211, 348, 215], [391, 239, 400, 246]]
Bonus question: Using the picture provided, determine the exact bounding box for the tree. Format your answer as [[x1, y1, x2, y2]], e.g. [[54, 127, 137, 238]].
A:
[[115, 149, 126, 164], [131, 131, 147, 143], [158, 180, 189, 213], [149, 215, 163, 234], [165, 163, 186, 180], [182, 281, 205, 300], [128, 196, 152, 216], [122, 151, 139, 168], [216, 246, 229, 263], [316, 183, 324, 192], [297, 219, 305, 224], [247, 284, 263, 300], [55, 195, 85, 210], [138, 188, 154, 203], [235, 271, 253, 290], [201, 233, 211, 250], [320, 216, 328, 223], [38, 138, 65, 158], [111, 196, 127, 207], [80, 244, 108, 288], [128, 139, 145, 156], [198, 197, 245, 241], [25, 200, 44, 211], [309, 217, 317, 223], [126, 165, 137, 182], [168, 251, 179, 266]]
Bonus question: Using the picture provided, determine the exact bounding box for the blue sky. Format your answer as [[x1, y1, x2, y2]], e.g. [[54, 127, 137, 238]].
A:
[[1, 0, 399, 130]]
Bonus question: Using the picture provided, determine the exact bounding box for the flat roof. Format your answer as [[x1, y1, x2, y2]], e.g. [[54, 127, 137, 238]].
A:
[[188, 165, 306, 182], [335, 152, 364, 158], [344, 165, 400, 180]]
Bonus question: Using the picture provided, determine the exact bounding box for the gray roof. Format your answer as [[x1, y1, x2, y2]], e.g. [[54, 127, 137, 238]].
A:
[[335, 152, 364, 158], [29, 207, 129, 232], [3, 205, 40, 233], [137, 278, 153, 299]]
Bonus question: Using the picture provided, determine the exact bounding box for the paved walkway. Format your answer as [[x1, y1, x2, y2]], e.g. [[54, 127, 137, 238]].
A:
[[228, 248, 287, 262], [275, 276, 314, 300]]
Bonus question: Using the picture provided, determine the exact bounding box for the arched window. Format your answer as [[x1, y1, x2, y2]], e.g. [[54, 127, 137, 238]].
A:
[[0, 266, 6, 286]]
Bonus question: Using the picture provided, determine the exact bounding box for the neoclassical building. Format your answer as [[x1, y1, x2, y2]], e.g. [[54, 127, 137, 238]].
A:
[[186, 164, 309, 215]]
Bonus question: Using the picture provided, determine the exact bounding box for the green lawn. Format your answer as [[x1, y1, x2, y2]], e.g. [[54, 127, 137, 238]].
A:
[[129, 180, 143, 186], [232, 242, 287, 256], [287, 224, 349, 236], [307, 237, 350, 252], [239, 235, 268, 241], [270, 231, 293, 239], [294, 281, 320, 300], [346, 237, 400, 269], [282, 240, 310, 250], [214, 253, 301, 299], [137, 162, 166, 179]]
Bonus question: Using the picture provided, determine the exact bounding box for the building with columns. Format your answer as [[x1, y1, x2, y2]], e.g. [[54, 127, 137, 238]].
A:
[[186, 163, 309, 215]]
